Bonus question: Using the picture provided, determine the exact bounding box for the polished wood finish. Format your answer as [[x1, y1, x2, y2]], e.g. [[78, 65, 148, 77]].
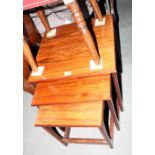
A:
[[24, 0, 122, 148], [37, 9, 51, 32], [29, 16, 116, 83], [23, 37, 38, 72], [32, 75, 110, 106], [62, 111, 114, 147], [99, 124, 113, 148], [35, 101, 114, 147], [109, 109, 114, 141], [64, 127, 71, 139], [66, 0, 100, 64], [23, 13, 41, 46], [112, 73, 123, 111], [89, 0, 103, 20], [107, 99, 120, 130], [35, 101, 103, 127], [63, 127, 71, 145], [99, 102, 114, 148], [32, 74, 120, 130], [62, 138, 107, 144]]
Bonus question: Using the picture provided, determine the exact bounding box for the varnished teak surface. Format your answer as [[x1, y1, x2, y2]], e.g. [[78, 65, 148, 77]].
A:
[[32, 75, 110, 106], [35, 101, 103, 127], [29, 15, 116, 83]]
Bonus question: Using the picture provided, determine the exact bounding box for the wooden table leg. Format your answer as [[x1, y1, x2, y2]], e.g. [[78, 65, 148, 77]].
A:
[[37, 9, 51, 32], [109, 109, 114, 143], [59, 127, 65, 132], [89, 0, 103, 21], [63, 127, 71, 145], [112, 73, 124, 111], [42, 127, 67, 146], [23, 37, 38, 72], [105, 0, 111, 15], [64, 0, 100, 65], [110, 0, 114, 14], [99, 101, 115, 148], [107, 99, 120, 130], [99, 125, 113, 148]]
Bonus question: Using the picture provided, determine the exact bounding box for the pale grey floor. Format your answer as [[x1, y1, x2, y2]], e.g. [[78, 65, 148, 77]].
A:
[[23, 0, 132, 154]]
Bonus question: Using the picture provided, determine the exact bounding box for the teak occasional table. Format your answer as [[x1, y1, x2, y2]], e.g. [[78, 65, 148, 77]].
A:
[[23, 0, 123, 148]]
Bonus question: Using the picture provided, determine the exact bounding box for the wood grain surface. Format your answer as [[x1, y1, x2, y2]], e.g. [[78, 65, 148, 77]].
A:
[[35, 101, 104, 127], [32, 74, 111, 106], [29, 15, 116, 83]]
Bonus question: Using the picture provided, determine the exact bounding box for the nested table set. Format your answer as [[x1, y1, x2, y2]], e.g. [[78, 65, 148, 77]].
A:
[[23, 0, 123, 148]]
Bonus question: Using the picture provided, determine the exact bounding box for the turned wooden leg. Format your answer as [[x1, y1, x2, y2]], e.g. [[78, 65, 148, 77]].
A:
[[89, 0, 103, 21], [37, 9, 51, 32], [23, 37, 38, 72], [112, 73, 124, 111], [107, 99, 120, 130], [64, 0, 100, 64]]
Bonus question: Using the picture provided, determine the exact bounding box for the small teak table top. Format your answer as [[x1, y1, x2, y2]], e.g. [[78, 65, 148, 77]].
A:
[[32, 74, 111, 106], [29, 15, 116, 83], [35, 101, 104, 127]]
